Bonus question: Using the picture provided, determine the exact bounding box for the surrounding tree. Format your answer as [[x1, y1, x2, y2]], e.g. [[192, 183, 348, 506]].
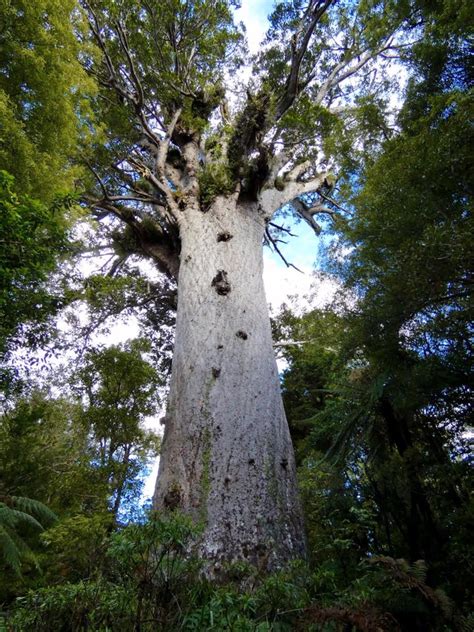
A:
[[0, 495, 56, 578], [73, 340, 161, 519], [0, 171, 69, 358], [0, 342, 160, 600], [0, 0, 96, 384], [0, 0, 94, 203], [272, 0, 473, 618]]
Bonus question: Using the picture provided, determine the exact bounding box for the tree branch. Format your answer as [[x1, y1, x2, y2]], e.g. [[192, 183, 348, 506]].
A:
[[265, 228, 303, 273], [258, 168, 329, 219], [314, 37, 395, 105], [276, 0, 334, 120], [268, 222, 297, 237], [90, 200, 181, 280]]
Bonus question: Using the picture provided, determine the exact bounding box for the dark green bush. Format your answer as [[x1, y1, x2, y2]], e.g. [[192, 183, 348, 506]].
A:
[[8, 512, 460, 631]]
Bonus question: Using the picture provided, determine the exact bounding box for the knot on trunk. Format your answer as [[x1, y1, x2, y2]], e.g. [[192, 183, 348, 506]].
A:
[[212, 270, 231, 295], [236, 330, 248, 340], [217, 232, 233, 242]]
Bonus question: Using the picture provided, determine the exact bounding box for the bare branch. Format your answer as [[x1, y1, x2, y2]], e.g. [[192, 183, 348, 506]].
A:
[[85, 2, 133, 103], [83, 157, 108, 200], [103, 194, 166, 206], [157, 108, 183, 176], [268, 222, 298, 237], [314, 37, 395, 105], [318, 189, 352, 216], [126, 154, 177, 222], [291, 199, 323, 234], [115, 20, 144, 104], [265, 228, 304, 273], [273, 340, 312, 348]]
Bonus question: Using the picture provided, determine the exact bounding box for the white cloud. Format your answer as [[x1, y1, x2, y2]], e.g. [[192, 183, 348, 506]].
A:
[[234, 0, 271, 53], [263, 256, 338, 315]]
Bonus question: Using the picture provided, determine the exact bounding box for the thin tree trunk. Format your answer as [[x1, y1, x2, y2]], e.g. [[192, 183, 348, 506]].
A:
[[153, 196, 306, 572], [379, 397, 439, 561], [111, 444, 131, 519]]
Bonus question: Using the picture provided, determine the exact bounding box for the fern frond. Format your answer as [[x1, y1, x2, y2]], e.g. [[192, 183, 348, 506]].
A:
[[11, 496, 57, 525], [412, 559, 427, 582], [459, 613, 474, 632], [0, 524, 22, 576], [0, 506, 44, 531], [0, 504, 21, 529], [0, 496, 56, 577]]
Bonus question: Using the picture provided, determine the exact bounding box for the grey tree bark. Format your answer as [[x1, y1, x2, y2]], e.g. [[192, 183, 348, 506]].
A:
[[153, 195, 306, 571]]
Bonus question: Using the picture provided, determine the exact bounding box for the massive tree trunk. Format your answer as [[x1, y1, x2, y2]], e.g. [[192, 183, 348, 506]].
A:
[[153, 195, 306, 571]]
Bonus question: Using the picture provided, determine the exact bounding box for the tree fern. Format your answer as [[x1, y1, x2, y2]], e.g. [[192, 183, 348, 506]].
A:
[[0, 524, 22, 575], [0, 496, 57, 576], [10, 496, 57, 525], [369, 556, 453, 617]]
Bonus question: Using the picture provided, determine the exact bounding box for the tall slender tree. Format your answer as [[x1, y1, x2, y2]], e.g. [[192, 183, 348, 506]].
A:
[[0, 0, 95, 365], [79, 0, 410, 569]]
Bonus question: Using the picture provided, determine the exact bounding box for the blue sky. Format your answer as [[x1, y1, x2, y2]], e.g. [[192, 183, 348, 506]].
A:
[[234, 0, 274, 52]]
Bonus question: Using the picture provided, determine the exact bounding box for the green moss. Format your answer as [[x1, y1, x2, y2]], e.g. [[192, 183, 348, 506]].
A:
[[274, 176, 286, 191], [199, 428, 212, 523], [178, 85, 227, 137], [198, 162, 234, 207], [264, 456, 280, 507], [227, 89, 275, 178]]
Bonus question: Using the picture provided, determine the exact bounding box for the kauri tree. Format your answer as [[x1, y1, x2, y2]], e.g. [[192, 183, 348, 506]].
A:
[[80, 0, 411, 569]]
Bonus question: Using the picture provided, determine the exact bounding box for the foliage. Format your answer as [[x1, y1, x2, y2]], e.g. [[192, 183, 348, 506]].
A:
[[0, 171, 69, 355], [198, 162, 234, 207], [0, 0, 95, 203], [73, 339, 161, 517], [82, 0, 242, 174], [272, 0, 473, 624], [40, 513, 113, 583], [0, 0, 472, 629], [0, 0, 94, 365], [10, 512, 201, 631], [0, 495, 56, 577], [0, 394, 93, 514], [9, 512, 458, 631], [0, 342, 161, 602]]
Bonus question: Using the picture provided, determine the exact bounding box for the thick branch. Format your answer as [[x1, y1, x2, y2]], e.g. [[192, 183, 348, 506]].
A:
[[90, 199, 181, 280], [291, 198, 337, 234], [258, 168, 329, 219], [276, 0, 334, 119], [84, 1, 183, 225], [157, 108, 183, 176]]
